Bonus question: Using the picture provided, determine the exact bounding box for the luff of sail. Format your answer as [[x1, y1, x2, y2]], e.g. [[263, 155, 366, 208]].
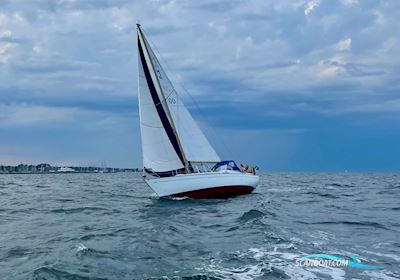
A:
[[137, 25, 220, 175]]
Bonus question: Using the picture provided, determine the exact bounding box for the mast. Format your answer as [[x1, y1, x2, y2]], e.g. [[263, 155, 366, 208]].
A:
[[137, 24, 190, 172]]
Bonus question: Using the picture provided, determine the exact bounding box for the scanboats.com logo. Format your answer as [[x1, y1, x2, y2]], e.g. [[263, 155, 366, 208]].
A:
[[296, 254, 383, 270]]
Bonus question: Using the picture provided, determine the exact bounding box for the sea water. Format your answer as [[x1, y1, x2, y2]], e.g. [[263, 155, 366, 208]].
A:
[[0, 173, 399, 279]]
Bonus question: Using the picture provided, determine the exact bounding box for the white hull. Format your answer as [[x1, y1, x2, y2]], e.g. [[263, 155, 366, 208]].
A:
[[145, 171, 259, 198]]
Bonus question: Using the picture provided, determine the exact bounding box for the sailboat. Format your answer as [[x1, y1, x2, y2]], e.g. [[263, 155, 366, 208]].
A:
[[136, 24, 259, 198]]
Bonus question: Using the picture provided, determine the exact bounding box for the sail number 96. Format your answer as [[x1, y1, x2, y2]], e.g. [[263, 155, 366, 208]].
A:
[[167, 97, 176, 104]]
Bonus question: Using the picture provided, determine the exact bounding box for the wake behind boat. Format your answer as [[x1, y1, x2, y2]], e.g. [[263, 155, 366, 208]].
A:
[[136, 24, 259, 198]]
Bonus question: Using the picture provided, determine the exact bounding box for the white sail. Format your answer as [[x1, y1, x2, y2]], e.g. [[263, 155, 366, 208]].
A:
[[170, 98, 220, 162], [143, 31, 220, 163], [137, 28, 185, 172]]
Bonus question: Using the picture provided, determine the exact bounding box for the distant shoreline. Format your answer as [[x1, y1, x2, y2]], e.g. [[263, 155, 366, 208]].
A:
[[0, 163, 141, 174], [0, 171, 138, 175]]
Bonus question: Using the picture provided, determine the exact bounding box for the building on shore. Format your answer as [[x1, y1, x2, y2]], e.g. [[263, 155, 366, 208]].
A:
[[57, 167, 76, 173]]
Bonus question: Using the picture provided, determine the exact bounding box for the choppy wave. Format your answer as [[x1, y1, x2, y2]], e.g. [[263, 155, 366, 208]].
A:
[[238, 209, 266, 221], [33, 267, 108, 280], [305, 191, 339, 199], [300, 221, 389, 230], [50, 206, 108, 214], [0, 172, 399, 279]]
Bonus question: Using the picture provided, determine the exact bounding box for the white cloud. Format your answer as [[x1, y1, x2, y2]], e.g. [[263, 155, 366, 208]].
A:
[[208, 21, 228, 34], [0, 12, 8, 25], [0, 42, 13, 54], [0, 29, 13, 38], [335, 38, 352, 51], [317, 65, 344, 78], [32, 45, 43, 54], [0, 0, 398, 119], [0, 42, 15, 64], [372, 10, 385, 26], [0, 0, 395, 99], [110, 7, 134, 32], [314, 54, 347, 78], [235, 36, 253, 60], [340, 0, 358, 6], [12, 12, 25, 23], [330, 54, 347, 65], [304, 0, 320, 16], [0, 104, 82, 125]]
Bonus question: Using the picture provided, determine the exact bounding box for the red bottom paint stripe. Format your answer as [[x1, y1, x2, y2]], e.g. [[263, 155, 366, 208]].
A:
[[173, 185, 255, 199]]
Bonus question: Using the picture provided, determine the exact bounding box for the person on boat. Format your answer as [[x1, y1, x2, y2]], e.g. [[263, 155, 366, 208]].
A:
[[241, 164, 253, 174]]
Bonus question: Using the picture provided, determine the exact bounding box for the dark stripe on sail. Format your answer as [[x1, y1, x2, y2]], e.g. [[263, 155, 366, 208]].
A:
[[138, 35, 185, 166]]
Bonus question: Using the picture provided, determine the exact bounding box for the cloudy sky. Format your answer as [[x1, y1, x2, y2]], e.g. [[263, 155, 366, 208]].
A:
[[0, 0, 399, 171]]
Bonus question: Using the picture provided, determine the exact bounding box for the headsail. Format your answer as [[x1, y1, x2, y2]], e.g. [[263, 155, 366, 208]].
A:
[[137, 25, 220, 174], [143, 33, 220, 163]]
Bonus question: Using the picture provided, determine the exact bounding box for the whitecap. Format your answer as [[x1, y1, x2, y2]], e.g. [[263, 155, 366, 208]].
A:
[[77, 243, 87, 251]]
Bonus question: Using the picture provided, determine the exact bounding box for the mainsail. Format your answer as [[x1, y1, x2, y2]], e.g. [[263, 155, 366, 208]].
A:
[[137, 25, 220, 174]]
